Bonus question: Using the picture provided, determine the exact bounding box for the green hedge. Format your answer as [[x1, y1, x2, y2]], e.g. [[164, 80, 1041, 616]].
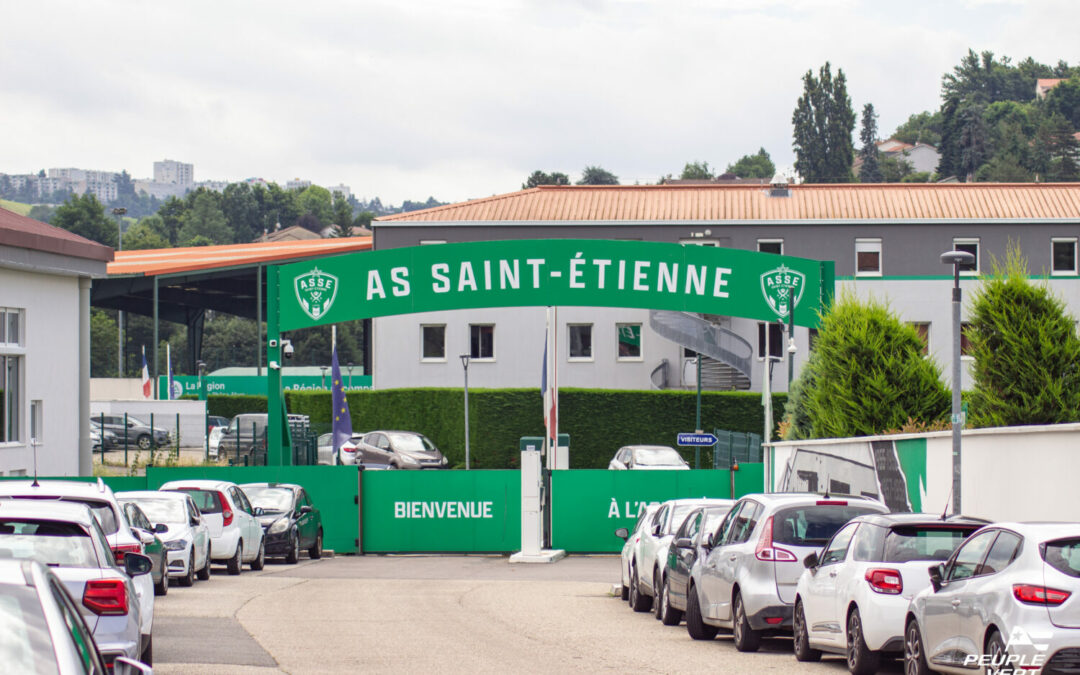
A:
[[208, 388, 786, 470]]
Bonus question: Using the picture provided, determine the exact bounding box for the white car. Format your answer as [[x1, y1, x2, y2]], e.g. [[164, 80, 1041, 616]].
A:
[[0, 479, 155, 650], [317, 431, 365, 465], [617, 503, 661, 604], [159, 479, 264, 574], [793, 513, 985, 673], [608, 445, 690, 470], [118, 490, 212, 587], [208, 426, 225, 459]]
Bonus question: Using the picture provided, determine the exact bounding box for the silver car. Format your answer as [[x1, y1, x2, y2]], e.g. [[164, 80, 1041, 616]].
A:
[[689, 493, 888, 650], [905, 522, 1080, 675], [118, 491, 212, 587], [608, 445, 690, 470]]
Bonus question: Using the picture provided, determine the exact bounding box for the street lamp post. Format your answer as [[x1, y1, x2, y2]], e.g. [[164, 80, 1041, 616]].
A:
[[320, 365, 329, 389], [347, 362, 354, 389], [941, 249, 975, 515], [460, 354, 471, 470], [112, 207, 126, 376]]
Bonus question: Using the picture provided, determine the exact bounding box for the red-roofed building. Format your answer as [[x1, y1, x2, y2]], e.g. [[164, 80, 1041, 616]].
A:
[[1037, 78, 1066, 99]]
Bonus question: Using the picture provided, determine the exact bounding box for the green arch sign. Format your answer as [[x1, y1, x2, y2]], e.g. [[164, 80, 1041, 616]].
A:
[[265, 239, 834, 463]]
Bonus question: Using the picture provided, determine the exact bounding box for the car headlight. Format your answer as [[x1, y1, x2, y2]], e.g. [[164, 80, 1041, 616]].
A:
[[441, 456, 448, 465], [400, 454, 419, 465], [269, 518, 290, 534], [164, 539, 188, 551]]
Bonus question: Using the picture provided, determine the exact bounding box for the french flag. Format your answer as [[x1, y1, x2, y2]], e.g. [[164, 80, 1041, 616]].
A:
[[542, 324, 556, 445], [141, 347, 151, 399]]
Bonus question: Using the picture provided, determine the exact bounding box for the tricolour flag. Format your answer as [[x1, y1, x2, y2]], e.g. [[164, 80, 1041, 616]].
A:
[[331, 345, 353, 456], [542, 324, 557, 446], [141, 347, 151, 399], [166, 343, 175, 400]]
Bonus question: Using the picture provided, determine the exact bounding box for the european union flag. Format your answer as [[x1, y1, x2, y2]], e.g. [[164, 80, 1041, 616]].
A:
[[331, 345, 353, 455]]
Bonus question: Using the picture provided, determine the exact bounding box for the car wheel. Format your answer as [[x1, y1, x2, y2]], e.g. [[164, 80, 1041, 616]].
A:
[[660, 577, 683, 626], [196, 545, 211, 580], [250, 540, 265, 570], [136, 433, 153, 451], [620, 583, 629, 601], [285, 530, 299, 564], [904, 619, 932, 675], [309, 530, 323, 559], [653, 571, 664, 620], [732, 591, 761, 653], [793, 599, 822, 662], [388, 462, 398, 470], [179, 551, 195, 587], [685, 584, 718, 640], [154, 557, 168, 596], [628, 564, 651, 612], [140, 634, 152, 665], [847, 607, 881, 675], [227, 543, 242, 575], [986, 630, 1008, 675]]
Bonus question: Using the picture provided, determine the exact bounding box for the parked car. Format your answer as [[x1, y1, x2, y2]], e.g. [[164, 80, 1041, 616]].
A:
[[0, 479, 156, 652], [206, 415, 229, 434], [240, 482, 323, 563], [159, 479, 264, 574], [793, 513, 986, 673], [119, 500, 170, 597], [661, 503, 739, 626], [0, 500, 154, 667], [216, 414, 269, 463], [117, 490, 211, 588], [688, 493, 888, 650], [91, 415, 170, 451], [355, 430, 448, 469], [0, 558, 152, 675], [316, 432, 366, 466], [208, 425, 225, 459], [90, 419, 117, 452], [608, 445, 690, 470], [616, 503, 661, 604], [905, 522, 1080, 675]]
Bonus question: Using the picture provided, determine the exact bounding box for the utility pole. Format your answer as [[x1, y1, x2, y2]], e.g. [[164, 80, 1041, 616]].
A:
[[112, 207, 126, 376]]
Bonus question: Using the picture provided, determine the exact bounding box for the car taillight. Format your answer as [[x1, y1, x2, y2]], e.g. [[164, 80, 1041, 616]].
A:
[[112, 543, 141, 564], [218, 491, 233, 526], [344, 445, 356, 453], [865, 568, 903, 594], [83, 579, 128, 615], [1014, 584, 1071, 606], [754, 516, 797, 562]]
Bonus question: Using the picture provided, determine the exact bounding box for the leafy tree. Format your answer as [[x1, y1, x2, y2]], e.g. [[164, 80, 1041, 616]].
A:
[[400, 197, 447, 212], [221, 183, 261, 243], [123, 216, 171, 250], [792, 62, 856, 183], [177, 192, 231, 246], [295, 185, 334, 229], [726, 149, 775, 179], [880, 155, 914, 182], [858, 103, 883, 183], [50, 193, 117, 247], [679, 161, 714, 180], [355, 211, 374, 230], [198, 315, 262, 372], [331, 195, 354, 237], [967, 246, 1080, 426], [892, 111, 944, 147], [1031, 113, 1080, 181], [89, 309, 118, 378], [957, 104, 990, 180], [27, 205, 55, 223], [577, 166, 620, 185], [1043, 78, 1080, 129], [522, 171, 570, 189], [799, 294, 950, 438], [975, 155, 1033, 182], [942, 50, 1035, 107], [157, 197, 187, 245]]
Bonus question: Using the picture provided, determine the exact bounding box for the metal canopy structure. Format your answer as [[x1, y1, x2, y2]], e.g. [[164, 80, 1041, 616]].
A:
[[91, 238, 373, 380]]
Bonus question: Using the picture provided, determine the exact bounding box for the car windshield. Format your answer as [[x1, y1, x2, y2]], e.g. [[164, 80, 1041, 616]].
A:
[[702, 507, 733, 535], [389, 433, 436, 453], [122, 499, 186, 525], [667, 505, 697, 535], [883, 526, 975, 562], [171, 489, 222, 514], [632, 447, 684, 466], [1043, 538, 1080, 578], [773, 505, 883, 546], [243, 488, 293, 513], [0, 520, 101, 568], [0, 588, 59, 674], [0, 497, 118, 536]]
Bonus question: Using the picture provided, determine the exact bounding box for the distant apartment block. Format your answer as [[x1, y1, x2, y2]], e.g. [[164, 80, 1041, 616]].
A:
[[326, 184, 352, 200], [195, 180, 230, 192], [154, 159, 194, 186], [286, 178, 312, 191]]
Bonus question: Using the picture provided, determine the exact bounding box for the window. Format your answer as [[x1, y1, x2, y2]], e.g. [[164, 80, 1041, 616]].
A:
[[908, 322, 930, 356], [953, 238, 979, 274], [855, 238, 882, 276], [30, 401, 41, 444], [420, 325, 446, 361], [981, 531, 1021, 574], [947, 529, 997, 581], [469, 324, 494, 360], [757, 239, 783, 255], [0, 308, 24, 444], [419, 239, 446, 245], [679, 238, 719, 247], [616, 323, 642, 360], [757, 323, 784, 359], [961, 322, 973, 357], [568, 324, 592, 360], [820, 523, 859, 566], [1053, 238, 1077, 275]]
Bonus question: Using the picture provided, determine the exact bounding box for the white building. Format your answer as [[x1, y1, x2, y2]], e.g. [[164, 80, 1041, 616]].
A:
[[153, 159, 194, 186], [325, 184, 352, 200], [286, 178, 312, 191], [0, 206, 111, 476]]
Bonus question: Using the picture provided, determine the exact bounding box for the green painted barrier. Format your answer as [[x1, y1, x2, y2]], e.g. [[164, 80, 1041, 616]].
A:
[[550, 465, 765, 553], [361, 470, 520, 553]]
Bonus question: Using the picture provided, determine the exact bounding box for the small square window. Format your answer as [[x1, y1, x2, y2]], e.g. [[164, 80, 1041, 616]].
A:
[[568, 324, 593, 360], [757, 239, 783, 255], [469, 324, 494, 360], [953, 239, 979, 274], [617, 323, 642, 360], [420, 325, 445, 361], [1052, 238, 1077, 275], [908, 322, 930, 356], [855, 239, 882, 276]]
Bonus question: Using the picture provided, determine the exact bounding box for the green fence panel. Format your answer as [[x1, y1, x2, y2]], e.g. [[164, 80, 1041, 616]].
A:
[[145, 466, 360, 554], [551, 465, 765, 553], [361, 470, 520, 553]]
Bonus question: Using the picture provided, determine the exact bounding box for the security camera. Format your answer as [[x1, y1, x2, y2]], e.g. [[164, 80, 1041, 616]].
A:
[[282, 339, 294, 359]]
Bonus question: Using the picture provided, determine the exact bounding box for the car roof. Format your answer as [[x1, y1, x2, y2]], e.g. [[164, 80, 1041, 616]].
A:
[[369, 430, 423, 436], [977, 522, 1080, 539], [738, 492, 886, 506], [238, 482, 301, 491], [622, 445, 677, 451], [664, 498, 735, 509], [0, 500, 97, 525], [0, 480, 115, 500], [0, 559, 40, 586], [159, 479, 237, 490], [116, 490, 190, 501], [850, 512, 988, 528]]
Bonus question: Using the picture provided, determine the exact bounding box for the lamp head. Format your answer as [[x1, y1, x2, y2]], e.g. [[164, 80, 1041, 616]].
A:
[[940, 250, 975, 267], [459, 354, 470, 368], [787, 337, 797, 355]]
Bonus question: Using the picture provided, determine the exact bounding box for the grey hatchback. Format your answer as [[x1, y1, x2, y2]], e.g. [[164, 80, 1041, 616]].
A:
[[355, 431, 449, 469]]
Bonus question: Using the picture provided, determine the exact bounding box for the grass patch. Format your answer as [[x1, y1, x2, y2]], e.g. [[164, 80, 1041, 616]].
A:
[[0, 199, 33, 216]]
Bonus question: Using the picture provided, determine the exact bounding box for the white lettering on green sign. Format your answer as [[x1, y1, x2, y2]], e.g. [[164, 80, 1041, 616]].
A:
[[394, 501, 494, 519]]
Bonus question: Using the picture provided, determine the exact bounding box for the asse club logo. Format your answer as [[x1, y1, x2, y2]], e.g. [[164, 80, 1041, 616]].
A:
[[295, 267, 339, 320], [760, 265, 805, 320]]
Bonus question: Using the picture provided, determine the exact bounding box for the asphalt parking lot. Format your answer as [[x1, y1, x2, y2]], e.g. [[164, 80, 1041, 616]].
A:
[[154, 555, 907, 674]]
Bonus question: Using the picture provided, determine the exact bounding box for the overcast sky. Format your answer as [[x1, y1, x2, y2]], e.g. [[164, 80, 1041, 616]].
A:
[[3, 0, 1078, 205]]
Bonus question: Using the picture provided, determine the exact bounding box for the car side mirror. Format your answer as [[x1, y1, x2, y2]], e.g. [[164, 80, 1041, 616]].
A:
[[300, 505, 313, 514], [124, 552, 153, 577], [112, 656, 153, 675], [929, 564, 944, 592], [153, 523, 168, 534], [614, 527, 629, 541], [674, 537, 693, 549], [133, 529, 155, 546], [803, 551, 819, 569]]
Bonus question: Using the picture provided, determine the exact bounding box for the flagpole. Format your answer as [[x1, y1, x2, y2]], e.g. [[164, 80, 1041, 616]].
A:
[[552, 306, 559, 470]]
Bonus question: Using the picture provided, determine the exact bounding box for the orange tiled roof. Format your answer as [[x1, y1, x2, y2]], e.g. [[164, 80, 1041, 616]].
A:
[[108, 237, 372, 277], [0, 206, 113, 262], [375, 183, 1080, 224], [1038, 78, 1066, 89]]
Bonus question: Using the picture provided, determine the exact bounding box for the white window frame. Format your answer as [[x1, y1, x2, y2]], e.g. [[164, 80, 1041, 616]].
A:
[[0, 308, 25, 445], [419, 239, 446, 246], [567, 323, 594, 362], [855, 238, 882, 277], [419, 324, 446, 363], [679, 238, 719, 247], [616, 323, 644, 362], [1052, 237, 1078, 276], [757, 239, 784, 255], [953, 238, 980, 276], [468, 324, 495, 361]]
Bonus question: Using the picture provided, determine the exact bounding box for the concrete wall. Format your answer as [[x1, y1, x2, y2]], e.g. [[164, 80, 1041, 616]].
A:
[[90, 378, 146, 401]]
